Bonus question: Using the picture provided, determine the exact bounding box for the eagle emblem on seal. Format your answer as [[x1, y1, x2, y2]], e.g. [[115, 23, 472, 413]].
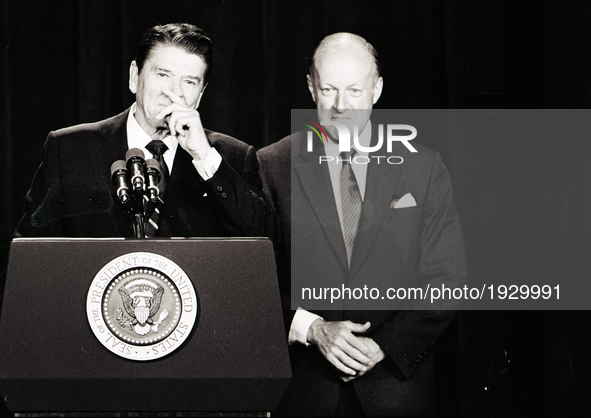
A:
[[117, 278, 169, 335]]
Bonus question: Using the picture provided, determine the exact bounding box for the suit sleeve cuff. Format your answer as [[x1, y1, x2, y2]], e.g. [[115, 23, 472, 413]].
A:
[[192, 147, 222, 180], [288, 308, 323, 346]]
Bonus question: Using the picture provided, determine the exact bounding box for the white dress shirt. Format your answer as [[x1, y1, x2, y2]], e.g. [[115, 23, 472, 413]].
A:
[[126, 103, 222, 180], [288, 122, 372, 345]]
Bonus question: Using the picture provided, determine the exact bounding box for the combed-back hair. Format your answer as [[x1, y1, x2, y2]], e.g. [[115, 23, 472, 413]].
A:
[[135, 23, 213, 82]]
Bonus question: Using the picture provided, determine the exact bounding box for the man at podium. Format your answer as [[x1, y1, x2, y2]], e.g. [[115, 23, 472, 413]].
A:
[[15, 23, 270, 239]]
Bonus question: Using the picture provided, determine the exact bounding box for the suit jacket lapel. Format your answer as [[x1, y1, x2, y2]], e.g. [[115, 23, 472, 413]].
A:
[[349, 125, 404, 278], [292, 133, 349, 271], [95, 109, 134, 237], [97, 110, 129, 171]]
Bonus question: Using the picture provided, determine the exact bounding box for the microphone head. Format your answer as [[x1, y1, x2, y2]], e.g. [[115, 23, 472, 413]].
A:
[[145, 158, 162, 174], [110, 160, 127, 177], [125, 148, 146, 162]]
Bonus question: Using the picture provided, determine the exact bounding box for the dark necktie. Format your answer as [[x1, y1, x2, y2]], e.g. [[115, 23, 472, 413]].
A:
[[340, 150, 362, 267], [146, 140, 170, 183], [144, 140, 169, 237]]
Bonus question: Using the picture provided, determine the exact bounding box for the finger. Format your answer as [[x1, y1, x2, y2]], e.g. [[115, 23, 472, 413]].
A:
[[172, 115, 198, 137], [335, 340, 374, 368], [324, 351, 359, 376], [318, 323, 373, 364], [340, 375, 357, 382], [354, 366, 372, 379], [166, 111, 183, 137], [349, 339, 385, 371], [345, 320, 371, 334], [164, 109, 195, 137], [357, 336, 381, 354], [343, 334, 374, 358], [359, 351, 384, 375], [161, 86, 186, 106], [155, 103, 190, 125], [336, 348, 370, 373], [322, 326, 371, 360]]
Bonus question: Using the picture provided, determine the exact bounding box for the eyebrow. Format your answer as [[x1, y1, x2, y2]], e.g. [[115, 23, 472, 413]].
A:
[[155, 67, 201, 81], [320, 83, 363, 89]]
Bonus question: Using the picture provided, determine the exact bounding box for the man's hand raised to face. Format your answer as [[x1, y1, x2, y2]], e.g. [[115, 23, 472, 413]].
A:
[[156, 86, 212, 161], [307, 319, 386, 381]]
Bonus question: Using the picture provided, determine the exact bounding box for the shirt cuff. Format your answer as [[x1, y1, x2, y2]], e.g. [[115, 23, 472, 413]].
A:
[[288, 308, 323, 346], [192, 147, 222, 180]]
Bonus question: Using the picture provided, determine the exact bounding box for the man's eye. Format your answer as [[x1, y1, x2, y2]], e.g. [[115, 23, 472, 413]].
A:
[[321, 88, 335, 95], [349, 88, 363, 97], [157, 72, 168, 78], [185, 79, 197, 86]]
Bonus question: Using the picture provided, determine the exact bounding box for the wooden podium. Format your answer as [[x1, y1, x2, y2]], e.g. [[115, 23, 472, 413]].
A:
[[0, 238, 291, 414]]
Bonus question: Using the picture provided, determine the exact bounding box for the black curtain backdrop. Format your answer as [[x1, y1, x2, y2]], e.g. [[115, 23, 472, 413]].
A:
[[2, 0, 591, 416]]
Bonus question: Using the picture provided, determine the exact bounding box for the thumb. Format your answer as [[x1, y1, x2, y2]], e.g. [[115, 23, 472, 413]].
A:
[[345, 321, 371, 333]]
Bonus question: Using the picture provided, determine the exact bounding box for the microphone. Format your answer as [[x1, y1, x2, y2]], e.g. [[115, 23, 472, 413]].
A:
[[145, 159, 161, 203], [125, 148, 146, 192], [110, 160, 131, 205]]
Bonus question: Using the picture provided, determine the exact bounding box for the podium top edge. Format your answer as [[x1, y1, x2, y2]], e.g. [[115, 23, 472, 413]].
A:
[[12, 237, 271, 243]]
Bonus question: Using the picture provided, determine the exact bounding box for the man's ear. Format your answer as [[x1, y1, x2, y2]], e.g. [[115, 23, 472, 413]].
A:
[[129, 61, 139, 94], [195, 82, 208, 109], [372, 77, 383, 105], [307, 74, 317, 103]]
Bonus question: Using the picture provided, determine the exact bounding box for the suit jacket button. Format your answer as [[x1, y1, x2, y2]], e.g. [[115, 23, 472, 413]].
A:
[[217, 186, 223, 192], [221, 192, 228, 199]]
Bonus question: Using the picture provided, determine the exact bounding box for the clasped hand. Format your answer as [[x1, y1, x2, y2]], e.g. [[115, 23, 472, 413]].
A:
[[156, 87, 212, 160], [307, 319, 385, 382]]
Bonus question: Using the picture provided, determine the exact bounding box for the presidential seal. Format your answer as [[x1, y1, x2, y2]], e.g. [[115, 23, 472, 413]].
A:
[[86, 252, 197, 360]]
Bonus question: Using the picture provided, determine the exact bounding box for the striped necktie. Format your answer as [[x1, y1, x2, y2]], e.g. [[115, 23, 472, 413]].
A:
[[339, 150, 362, 267], [144, 140, 169, 237]]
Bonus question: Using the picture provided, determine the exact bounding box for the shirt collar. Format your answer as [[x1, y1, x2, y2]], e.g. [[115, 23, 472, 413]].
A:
[[126, 102, 178, 157]]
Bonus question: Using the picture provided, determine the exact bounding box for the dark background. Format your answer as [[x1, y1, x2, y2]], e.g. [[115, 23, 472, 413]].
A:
[[2, 0, 591, 416]]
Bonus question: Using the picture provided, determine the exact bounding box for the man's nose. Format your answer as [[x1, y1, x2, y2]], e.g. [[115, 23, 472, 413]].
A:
[[334, 91, 348, 112], [169, 78, 184, 100]]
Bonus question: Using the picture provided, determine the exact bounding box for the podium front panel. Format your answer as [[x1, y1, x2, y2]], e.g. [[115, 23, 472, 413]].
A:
[[0, 238, 291, 412]]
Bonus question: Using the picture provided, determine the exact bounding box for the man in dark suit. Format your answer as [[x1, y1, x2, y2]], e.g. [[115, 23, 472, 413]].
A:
[[259, 33, 467, 416], [15, 23, 269, 238]]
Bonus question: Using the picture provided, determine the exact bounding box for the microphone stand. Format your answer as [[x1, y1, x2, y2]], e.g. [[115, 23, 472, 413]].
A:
[[112, 151, 163, 239], [117, 191, 146, 238], [111, 159, 144, 238], [132, 201, 146, 239]]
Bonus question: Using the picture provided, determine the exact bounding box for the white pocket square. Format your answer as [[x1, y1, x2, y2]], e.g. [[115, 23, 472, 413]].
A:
[[391, 193, 417, 209]]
